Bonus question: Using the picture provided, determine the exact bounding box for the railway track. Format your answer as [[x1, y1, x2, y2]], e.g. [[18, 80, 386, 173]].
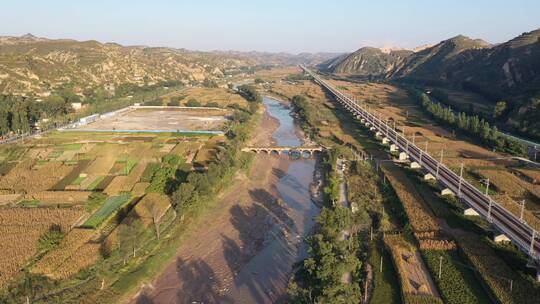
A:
[[300, 65, 540, 263]]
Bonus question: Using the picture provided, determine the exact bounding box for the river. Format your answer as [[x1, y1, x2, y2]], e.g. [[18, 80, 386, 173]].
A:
[[135, 96, 319, 304], [224, 97, 320, 302]]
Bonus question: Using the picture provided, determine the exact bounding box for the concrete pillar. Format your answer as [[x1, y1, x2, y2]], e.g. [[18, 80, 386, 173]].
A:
[[441, 188, 454, 196], [398, 152, 409, 160], [365, 122, 371, 127], [360, 118, 365, 122], [375, 131, 382, 137], [390, 144, 398, 152], [493, 233, 511, 243], [370, 127, 376, 131], [410, 161, 421, 169], [424, 173, 435, 181], [382, 137, 389, 145], [464, 208, 480, 216]]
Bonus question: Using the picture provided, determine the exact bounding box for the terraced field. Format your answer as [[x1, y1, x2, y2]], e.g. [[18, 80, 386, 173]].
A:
[[0, 95, 228, 290]]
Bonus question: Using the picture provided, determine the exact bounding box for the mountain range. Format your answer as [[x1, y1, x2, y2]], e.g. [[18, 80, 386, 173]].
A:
[[0, 34, 337, 97], [319, 28, 540, 139]]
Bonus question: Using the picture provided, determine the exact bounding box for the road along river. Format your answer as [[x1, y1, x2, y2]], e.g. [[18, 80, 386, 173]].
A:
[[134, 96, 320, 304]]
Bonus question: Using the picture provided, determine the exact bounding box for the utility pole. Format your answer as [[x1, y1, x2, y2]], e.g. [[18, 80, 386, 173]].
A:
[[412, 133, 416, 145], [405, 133, 409, 154], [364, 279, 369, 302], [520, 200, 526, 221], [380, 255, 383, 273], [529, 230, 536, 256], [438, 256, 443, 279], [436, 149, 444, 179], [458, 163, 464, 197]]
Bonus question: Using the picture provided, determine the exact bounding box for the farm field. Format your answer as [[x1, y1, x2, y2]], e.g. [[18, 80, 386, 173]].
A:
[[0, 95, 229, 291], [0, 207, 85, 288], [384, 235, 443, 303]]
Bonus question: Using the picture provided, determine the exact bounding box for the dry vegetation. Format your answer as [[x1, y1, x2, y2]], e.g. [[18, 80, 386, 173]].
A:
[[31, 228, 100, 280], [381, 164, 441, 234], [475, 169, 540, 203], [163, 87, 248, 108], [384, 235, 443, 303], [0, 160, 71, 193], [0, 207, 85, 287]]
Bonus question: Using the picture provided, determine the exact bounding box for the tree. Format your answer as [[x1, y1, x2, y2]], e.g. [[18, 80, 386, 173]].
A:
[[38, 224, 64, 252], [172, 183, 196, 209], [493, 101, 508, 119], [237, 85, 262, 103], [142, 197, 167, 240], [186, 98, 201, 107], [202, 79, 218, 88], [205, 101, 220, 108], [118, 218, 144, 264]]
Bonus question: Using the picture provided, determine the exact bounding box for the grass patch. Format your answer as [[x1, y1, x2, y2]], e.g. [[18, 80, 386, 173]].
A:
[[86, 176, 106, 191], [60, 143, 82, 151], [369, 243, 401, 304], [47, 150, 63, 159], [85, 192, 108, 213], [71, 176, 85, 186], [81, 194, 131, 228], [17, 200, 39, 207], [140, 163, 159, 182]]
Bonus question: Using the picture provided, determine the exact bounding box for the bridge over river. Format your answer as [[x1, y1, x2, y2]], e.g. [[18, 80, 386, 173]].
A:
[[241, 146, 324, 156]]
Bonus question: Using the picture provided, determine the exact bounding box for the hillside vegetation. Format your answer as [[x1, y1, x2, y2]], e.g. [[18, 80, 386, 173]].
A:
[[0, 34, 252, 96]]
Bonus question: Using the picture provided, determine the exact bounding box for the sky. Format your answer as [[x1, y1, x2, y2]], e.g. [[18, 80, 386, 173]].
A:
[[1, 0, 539, 53]]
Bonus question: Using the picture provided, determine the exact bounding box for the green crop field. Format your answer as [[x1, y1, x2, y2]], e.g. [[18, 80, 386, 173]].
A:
[[422, 250, 491, 304], [81, 194, 131, 228]]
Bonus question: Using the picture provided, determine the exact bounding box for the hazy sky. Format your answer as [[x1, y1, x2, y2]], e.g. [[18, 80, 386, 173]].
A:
[[1, 0, 539, 53]]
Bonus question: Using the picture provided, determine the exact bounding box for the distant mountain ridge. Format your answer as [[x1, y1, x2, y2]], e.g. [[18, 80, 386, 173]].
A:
[[319, 47, 412, 77], [0, 34, 257, 96], [319, 28, 540, 139], [0, 34, 337, 97]]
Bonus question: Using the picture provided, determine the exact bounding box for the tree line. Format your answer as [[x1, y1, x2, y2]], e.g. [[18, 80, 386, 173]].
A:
[[0, 94, 73, 135], [413, 90, 524, 155], [288, 149, 371, 303]]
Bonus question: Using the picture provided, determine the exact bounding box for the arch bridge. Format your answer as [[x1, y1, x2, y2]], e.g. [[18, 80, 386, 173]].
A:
[[241, 146, 324, 156]]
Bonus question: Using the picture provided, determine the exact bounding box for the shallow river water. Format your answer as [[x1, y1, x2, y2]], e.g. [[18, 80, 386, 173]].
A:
[[225, 97, 320, 303]]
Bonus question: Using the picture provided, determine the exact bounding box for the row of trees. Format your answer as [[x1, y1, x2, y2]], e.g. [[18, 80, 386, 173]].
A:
[[414, 91, 524, 155], [0, 94, 74, 135], [237, 84, 262, 103], [170, 103, 259, 211], [289, 206, 364, 303], [289, 149, 371, 303]]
